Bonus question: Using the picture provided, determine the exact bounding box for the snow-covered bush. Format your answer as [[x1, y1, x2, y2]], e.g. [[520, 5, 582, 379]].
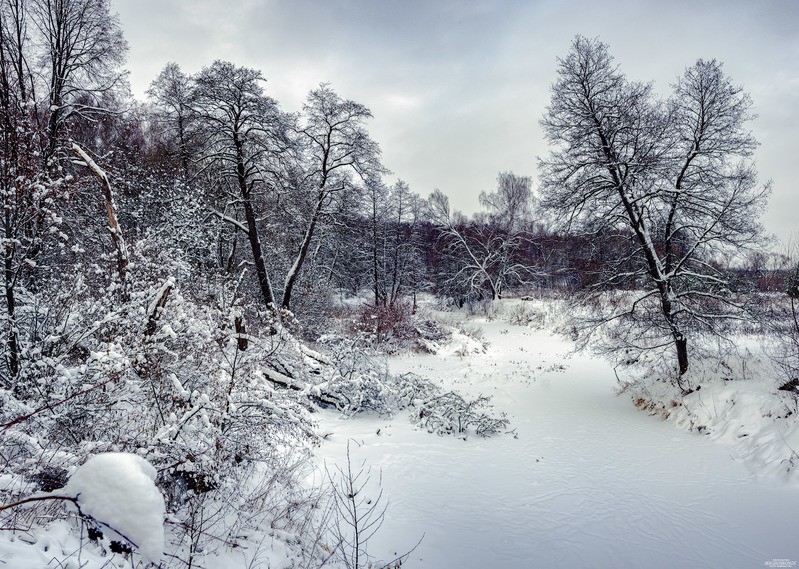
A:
[[1, 238, 508, 568], [62, 453, 165, 564], [314, 334, 399, 416], [409, 380, 510, 437], [501, 299, 551, 328], [0, 248, 330, 566], [308, 334, 508, 437], [347, 301, 418, 352]]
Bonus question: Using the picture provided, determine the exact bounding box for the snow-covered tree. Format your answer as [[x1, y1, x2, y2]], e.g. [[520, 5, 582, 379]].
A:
[[30, 0, 128, 166], [428, 172, 535, 304], [146, 62, 198, 178], [539, 36, 770, 380], [281, 84, 384, 312], [192, 61, 290, 308]]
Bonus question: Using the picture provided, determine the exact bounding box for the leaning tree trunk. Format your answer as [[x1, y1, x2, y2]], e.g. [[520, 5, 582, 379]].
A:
[[72, 144, 129, 301], [241, 193, 276, 308], [282, 193, 324, 311]]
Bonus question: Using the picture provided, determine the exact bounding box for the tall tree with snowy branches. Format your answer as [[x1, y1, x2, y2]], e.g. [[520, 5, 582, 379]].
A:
[[281, 84, 383, 312], [539, 36, 770, 381], [31, 0, 128, 166], [192, 61, 290, 309]]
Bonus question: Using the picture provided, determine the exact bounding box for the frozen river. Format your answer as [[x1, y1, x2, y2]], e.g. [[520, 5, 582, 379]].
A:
[[317, 312, 799, 568]]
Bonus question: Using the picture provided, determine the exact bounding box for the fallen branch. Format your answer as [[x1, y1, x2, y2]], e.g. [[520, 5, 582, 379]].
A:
[[145, 277, 175, 337], [262, 368, 343, 408]]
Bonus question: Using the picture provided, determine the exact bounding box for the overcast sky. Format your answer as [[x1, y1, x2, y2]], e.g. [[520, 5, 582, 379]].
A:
[[113, 0, 798, 246]]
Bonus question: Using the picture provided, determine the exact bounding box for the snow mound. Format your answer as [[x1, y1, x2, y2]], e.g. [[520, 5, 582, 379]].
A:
[[63, 453, 165, 563], [623, 346, 799, 483], [672, 382, 799, 481]]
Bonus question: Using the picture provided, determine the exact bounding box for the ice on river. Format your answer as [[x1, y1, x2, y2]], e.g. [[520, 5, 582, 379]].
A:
[[316, 312, 799, 569]]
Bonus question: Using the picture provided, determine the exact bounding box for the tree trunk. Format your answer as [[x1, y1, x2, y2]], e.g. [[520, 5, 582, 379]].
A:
[[372, 212, 383, 306], [241, 194, 275, 308], [282, 194, 324, 311], [72, 144, 129, 300], [233, 136, 275, 308], [675, 334, 689, 376], [4, 254, 19, 380], [177, 113, 189, 178], [144, 277, 173, 337], [389, 224, 402, 307]]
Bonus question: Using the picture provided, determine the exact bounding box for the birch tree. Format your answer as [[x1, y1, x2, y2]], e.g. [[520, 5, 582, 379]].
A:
[[428, 172, 534, 303], [539, 36, 770, 380]]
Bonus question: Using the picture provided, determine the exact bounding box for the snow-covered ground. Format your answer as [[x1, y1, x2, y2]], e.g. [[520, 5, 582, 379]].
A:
[[316, 306, 799, 568], [4, 301, 799, 568]]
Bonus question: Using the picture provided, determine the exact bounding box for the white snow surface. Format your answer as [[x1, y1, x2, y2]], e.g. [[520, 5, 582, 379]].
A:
[[4, 300, 799, 568], [63, 452, 165, 564], [315, 303, 799, 568]]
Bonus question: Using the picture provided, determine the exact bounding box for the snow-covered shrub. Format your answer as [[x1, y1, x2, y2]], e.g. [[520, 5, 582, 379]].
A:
[[1, 236, 509, 567], [502, 300, 549, 328], [0, 249, 331, 566], [449, 321, 481, 344], [315, 334, 398, 416], [62, 453, 165, 564], [305, 333, 508, 437], [410, 382, 510, 437], [350, 302, 416, 348], [327, 440, 388, 569], [303, 336, 509, 437]]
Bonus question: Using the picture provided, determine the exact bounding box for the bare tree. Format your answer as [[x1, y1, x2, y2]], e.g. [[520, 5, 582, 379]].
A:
[[385, 180, 423, 308], [327, 440, 388, 569], [428, 172, 534, 303], [363, 177, 390, 306], [30, 0, 128, 165], [0, 0, 29, 101], [193, 61, 289, 308], [281, 84, 383, 312], [0, 1, 127, 379], [479, 171, 533, 234], [539, 37, 770, 381], [0, 0, 67, 383], [146, 62, 197, 178]]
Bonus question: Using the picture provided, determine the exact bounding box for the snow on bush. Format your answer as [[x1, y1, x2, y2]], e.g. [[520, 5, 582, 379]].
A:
[[312, 334, 509, 437], [0, 261, 327, 567], [497, 297, 568, 330], [62, 453, 165, 563]]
